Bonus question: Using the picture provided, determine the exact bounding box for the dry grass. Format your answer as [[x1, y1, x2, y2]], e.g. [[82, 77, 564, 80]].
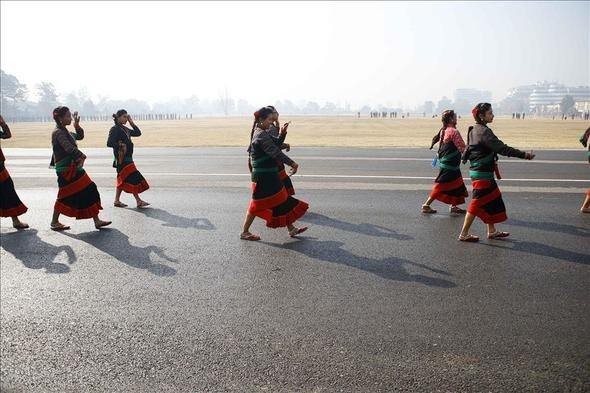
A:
[[1, 116, 587, 149]]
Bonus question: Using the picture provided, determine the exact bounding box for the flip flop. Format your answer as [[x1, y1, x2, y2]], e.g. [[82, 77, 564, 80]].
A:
[[450, 206, 467, 214], [488, 231, 510, 239], [114, 201, 128, 208], [50, 223, 71, 231], [422, 205, 437, 214], [458, 234, 479, 242], [289, 226, 308, 238], [240, 232, 261, 241], [95, 220, 112, 229], [137, 201, 150, 208], [13, 222, 29, 230]]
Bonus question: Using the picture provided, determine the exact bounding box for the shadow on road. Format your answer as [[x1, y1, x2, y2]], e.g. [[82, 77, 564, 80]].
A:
[[62, 228, 178, 276], [300, 212, 413, 240], [130, 207, 215, 230], [506, 219, 590, 237], [483, 240, 589, 265], [261, 238, 455, 287], [0, 229, 75, 273]]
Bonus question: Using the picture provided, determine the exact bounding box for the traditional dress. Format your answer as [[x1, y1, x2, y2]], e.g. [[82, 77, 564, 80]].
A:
[[580, 126, 590, 196], [429, 126, 468, 206], [52, 126, 102, 219], [0, 123, 28, 217], [268, 124, 295, 195], [463, 124, 527, 224], [107, 124, 149, 194], [248, 127, 308, 227]]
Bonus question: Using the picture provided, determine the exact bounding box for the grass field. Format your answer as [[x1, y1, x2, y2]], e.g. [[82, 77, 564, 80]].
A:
[[1, 116, 587, 149]]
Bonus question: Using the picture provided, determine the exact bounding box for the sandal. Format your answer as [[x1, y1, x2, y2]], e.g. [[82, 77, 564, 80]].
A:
[[581, 208, 590, 214], [422, 205, 437, 214], [240, 232, 261, 241], [50, 223, 71, 231], [458, 234, 479, 242], [289, 226, 308, 238], [13, 222, 29, 230], [488, 231, 510, 239], [137, 201, 150, 208], [95, 220, 112, 229], [114, 201, 128, 208], [450, 206, 466, 214]]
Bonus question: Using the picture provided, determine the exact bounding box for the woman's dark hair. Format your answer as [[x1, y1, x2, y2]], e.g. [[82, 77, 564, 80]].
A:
[[250, 106, 274, 142], [113, 109, 128, 125], [52, 106, 70, 128], [429, 109, 456, 149], [472, 103, 492, 124]]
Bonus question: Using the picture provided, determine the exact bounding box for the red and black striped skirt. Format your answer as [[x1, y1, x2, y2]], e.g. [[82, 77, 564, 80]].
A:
[[248, 173, 308, 228], [0, 161, 28, 217], [429, 169, 468, 206], [117, 161, 149, 194], [277, 161, 295, 196], [467, 179, 507, 224], [55, 169, 102, 219]]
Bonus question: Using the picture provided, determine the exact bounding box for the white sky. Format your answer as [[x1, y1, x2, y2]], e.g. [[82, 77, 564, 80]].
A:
[[1, 1, 588, 107]]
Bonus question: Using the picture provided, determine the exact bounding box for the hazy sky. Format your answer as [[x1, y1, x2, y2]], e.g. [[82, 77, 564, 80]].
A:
[[1, 1, 588, 108]]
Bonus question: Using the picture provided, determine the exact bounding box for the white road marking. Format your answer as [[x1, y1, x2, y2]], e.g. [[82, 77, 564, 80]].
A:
[[8, 172, 590, 183]]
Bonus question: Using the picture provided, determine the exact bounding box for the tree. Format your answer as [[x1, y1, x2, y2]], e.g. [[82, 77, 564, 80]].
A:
[[82, 99, 97, 115], [217, 87, 233, 116], [37, 81, 59, 117], [303, 101, 320, 114], [321, 102, 337, 114], [1, 70, 28, 117], [436, 96, 453, 114], [560, 95, 575, 115]]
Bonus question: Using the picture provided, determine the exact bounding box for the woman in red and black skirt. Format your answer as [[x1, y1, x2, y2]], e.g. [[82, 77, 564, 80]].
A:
[[107, 109, 150, 208], [50, 106, 111, 230], [422, 109, 468, 215], [579, 126, 590, 213], [266, 106, 295, 195], [0, 115, 29, 229], [458, 103, 534, 242], [241, 107, 308, 241]]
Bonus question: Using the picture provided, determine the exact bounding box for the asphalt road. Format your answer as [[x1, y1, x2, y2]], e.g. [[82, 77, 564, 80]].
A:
[[1, 148, 589, 392]]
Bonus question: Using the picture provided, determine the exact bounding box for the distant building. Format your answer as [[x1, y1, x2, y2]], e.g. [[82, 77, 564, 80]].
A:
[[499, 81, 590, 115]]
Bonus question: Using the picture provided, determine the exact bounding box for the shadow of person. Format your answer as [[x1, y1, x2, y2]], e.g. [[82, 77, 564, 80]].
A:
[[300, 212, 413, 240], [130, 207, 215, 230], [260, 238, 455, 287], [506, 219, 590, 237], [61, 228, 178, 276], [0, 229, 75, 274], [483, 240, 589, 266]]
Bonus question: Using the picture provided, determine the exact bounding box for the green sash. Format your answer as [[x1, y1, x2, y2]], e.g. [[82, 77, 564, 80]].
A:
[[54, 156, 83, 175], [469, 170, 494, 180]]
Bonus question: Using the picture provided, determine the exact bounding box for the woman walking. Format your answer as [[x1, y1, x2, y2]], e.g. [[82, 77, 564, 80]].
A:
[[50, 106, 111, 230], [266, 106, 295, 195], [241, 107, 308, 241], [458, 103, 535, 242], [579, 126, 590, 213], [0, 115, 29, 229], [422, 109, 468, 215], [107, 109, 150, 208]]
